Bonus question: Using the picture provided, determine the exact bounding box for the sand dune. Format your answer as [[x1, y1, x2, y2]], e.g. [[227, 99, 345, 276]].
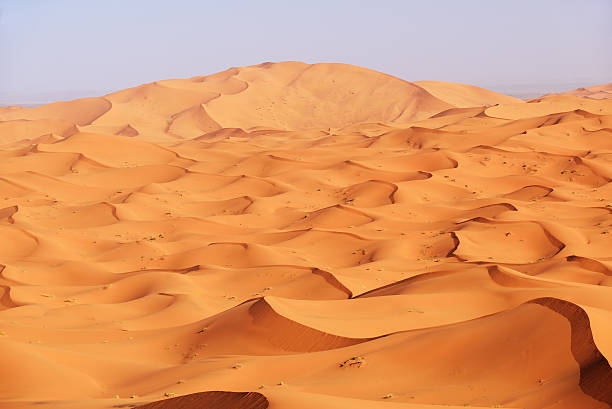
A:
[[414, 80, 524, 107], [0, 62, 611, 408], [549, 84, 612, 100]]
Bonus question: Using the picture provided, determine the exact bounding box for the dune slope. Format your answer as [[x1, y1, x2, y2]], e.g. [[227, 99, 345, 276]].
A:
[[0, 63, 611, 409]]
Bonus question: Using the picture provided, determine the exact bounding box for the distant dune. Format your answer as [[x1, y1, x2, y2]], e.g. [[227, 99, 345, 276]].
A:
[[414, 80, 524, 107], [548, 83, 612, 100], [0, 62, 528, 139], [0, 62, 611, 409]]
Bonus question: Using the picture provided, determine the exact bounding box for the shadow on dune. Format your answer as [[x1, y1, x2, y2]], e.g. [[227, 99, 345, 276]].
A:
[[133, 391, 268, 409], [529, 298, 612, 406]]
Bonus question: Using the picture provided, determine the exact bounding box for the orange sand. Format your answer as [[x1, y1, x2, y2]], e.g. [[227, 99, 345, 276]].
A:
[[0, 62, 611, 409], [548, 84, 612, 100]]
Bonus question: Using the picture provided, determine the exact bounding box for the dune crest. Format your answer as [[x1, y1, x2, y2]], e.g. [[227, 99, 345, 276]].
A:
[[0, 63, 611, 408]]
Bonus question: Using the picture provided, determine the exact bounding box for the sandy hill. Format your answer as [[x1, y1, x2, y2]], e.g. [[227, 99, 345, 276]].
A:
[[0, 62, 522, 140], [0, 63, 612, 409]]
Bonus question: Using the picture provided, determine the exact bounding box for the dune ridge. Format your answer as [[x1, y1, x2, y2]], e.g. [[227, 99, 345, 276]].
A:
[[0, 62, 611, 408], [548, 84, 612, 100]]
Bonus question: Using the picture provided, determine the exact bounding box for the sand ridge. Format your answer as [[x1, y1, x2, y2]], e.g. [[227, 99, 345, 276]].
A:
[[0, 62, 611, 408], [547, 84, 612, 100]]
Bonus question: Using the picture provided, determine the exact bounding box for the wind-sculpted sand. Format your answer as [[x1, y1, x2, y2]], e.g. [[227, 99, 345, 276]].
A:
[[0, 62, 611, 409]]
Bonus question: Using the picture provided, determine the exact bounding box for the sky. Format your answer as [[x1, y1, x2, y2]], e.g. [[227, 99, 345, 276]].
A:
[[0, 0, 611, 104]]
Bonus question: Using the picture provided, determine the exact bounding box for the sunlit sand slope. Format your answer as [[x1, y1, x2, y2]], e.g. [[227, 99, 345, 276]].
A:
[[0, 63, 611, 409]]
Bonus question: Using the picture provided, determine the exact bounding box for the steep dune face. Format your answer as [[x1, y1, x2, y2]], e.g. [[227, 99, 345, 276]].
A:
[[135, 391, 269, 409], [0, 64, 612, 409]]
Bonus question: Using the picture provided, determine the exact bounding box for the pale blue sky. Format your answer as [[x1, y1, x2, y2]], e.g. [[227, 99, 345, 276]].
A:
[[1, 0, 610, 104]]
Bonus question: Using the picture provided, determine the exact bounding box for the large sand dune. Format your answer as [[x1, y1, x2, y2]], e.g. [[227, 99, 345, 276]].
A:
[[0, 62, 611, 408]]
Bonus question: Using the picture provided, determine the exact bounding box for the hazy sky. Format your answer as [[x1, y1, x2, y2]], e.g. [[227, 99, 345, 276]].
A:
[[1, 0, 610, 104]]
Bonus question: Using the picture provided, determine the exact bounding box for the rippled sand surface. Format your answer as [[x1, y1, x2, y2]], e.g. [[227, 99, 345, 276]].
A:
[[0, 63, 611, 409]]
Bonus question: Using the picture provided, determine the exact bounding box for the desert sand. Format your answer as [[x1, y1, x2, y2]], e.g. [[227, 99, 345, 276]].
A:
[[547, 84, 612, 100], [0, 62, 611, 409]]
